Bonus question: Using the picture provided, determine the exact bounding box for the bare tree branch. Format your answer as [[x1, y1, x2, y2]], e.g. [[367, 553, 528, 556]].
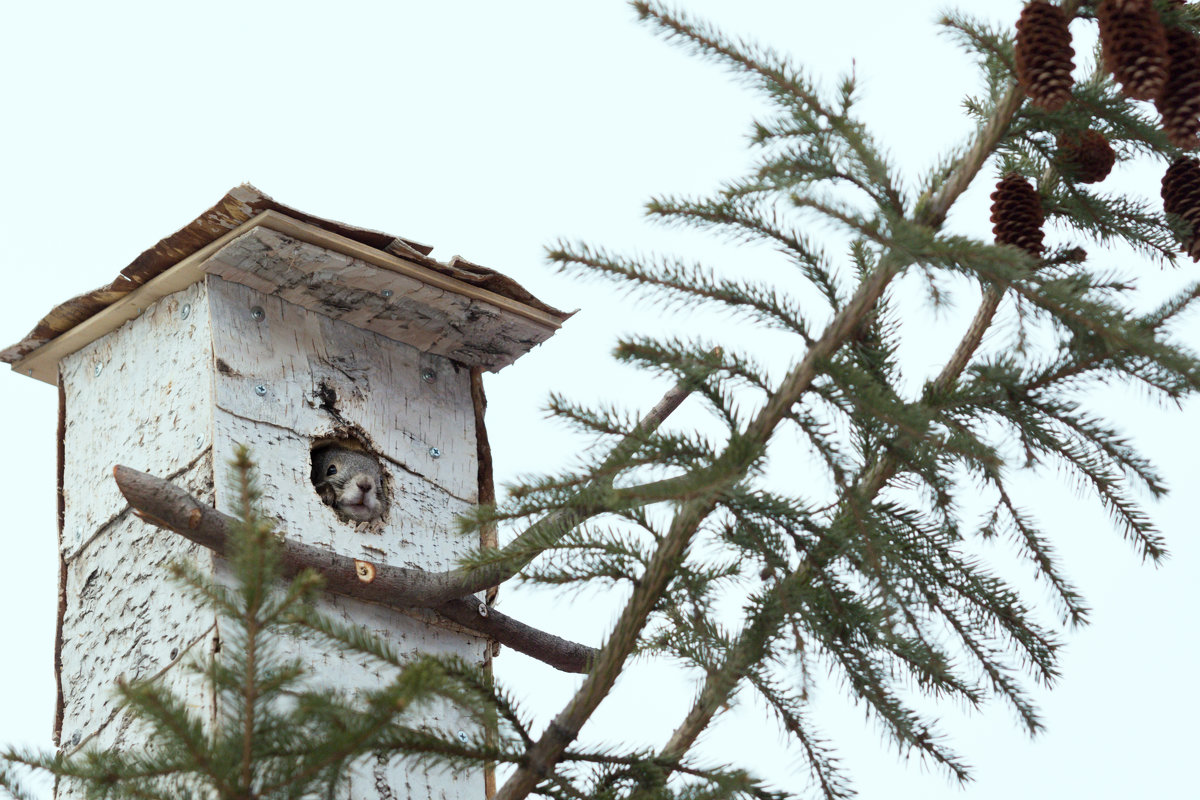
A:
[[112, 465, 596, 674]]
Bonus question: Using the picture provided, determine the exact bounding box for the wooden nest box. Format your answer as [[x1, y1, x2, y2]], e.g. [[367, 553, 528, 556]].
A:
[[1, 185, 571, 799]]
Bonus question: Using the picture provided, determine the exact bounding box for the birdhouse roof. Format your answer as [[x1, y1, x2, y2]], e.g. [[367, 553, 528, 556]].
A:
[[2, 185, 572, 382]]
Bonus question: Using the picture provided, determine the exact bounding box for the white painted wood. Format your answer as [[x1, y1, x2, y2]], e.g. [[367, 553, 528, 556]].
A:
[[208, 275, 478, 502]]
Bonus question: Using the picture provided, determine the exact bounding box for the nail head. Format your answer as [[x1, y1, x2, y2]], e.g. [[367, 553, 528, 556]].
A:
[[180, 303, 191, 320]]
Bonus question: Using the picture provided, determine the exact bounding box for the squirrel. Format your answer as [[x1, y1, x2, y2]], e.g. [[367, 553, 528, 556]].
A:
[[310, 445, 386, 521]]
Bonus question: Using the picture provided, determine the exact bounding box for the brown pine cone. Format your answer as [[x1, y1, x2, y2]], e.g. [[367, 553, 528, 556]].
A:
[[1097, 0, 1169, 101], [991, 173, 1045, 257], [1106, 0, 1151, 10], [1015, 1, 1075, 111], [1161, 157, 1200, 259], [1057, 130, 1117, 183], [1156, 27, 1200, 149]]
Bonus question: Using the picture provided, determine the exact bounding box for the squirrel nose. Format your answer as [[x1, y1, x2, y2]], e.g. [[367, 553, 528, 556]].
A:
[[357, 476, 374, 492]]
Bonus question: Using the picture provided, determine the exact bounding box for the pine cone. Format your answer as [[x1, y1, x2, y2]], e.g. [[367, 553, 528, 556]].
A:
[[1056, 129, 1117, 183], [1156, 27, 1200, 148], [991, 173, 1045, 257], [1097, 0, 1169, 101], [1162, 157, 1200, 259], [1015, 1, 1075, 111], [1106, 0, 1151, 10]]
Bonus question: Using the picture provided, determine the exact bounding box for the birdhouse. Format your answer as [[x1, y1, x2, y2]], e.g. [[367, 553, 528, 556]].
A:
[[1, 185, 571, 799]]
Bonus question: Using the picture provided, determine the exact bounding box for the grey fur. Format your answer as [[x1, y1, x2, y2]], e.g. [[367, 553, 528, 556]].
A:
[[311, 446, 386, 521]]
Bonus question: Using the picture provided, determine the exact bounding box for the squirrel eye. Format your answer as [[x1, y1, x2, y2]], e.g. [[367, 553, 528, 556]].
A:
[[326, 464, 338, 476]]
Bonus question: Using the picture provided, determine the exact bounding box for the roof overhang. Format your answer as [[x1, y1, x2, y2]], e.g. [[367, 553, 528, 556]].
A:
[[3, 186, 572, 383]]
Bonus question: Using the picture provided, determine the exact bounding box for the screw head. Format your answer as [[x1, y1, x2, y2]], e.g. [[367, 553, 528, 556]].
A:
[[478, 602, 488, 617], [381, 289, 394, 298], [250, 306, 265, 322], [457, 730, 469, 743], [94, 362, 103, 377], [255, 384, 267, 397], [169, 647, 179, 660], [180, 303, 191, 320], [195, 435, 204, 449], [429, 447, 442, 459], [421, 369, 437, 384]]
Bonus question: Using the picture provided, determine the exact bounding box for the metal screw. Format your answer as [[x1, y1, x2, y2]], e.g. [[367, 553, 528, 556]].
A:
[[421, 369, 437, 384], [195, 435, 204, 449], [94, 362, 103, 377], [457, 730, 469, 743], [70, 732, 81, 746], [180, 303, 191, 320], [26, 369, 32, 376], [250, 306, 265, 322], [381, 289, 394, 298], [169, 647, 179, 660], [74, 526, 83, 543], [429, 447, 442, 459], [255, 384, 267, 397], [478, 603, 488, 617]]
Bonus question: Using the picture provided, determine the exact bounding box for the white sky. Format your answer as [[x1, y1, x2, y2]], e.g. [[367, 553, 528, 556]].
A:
[[1, 1, 1196, 798]]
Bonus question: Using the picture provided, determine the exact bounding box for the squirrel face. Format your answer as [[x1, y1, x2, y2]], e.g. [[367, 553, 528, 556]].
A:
[[311, 446, 386, 521]]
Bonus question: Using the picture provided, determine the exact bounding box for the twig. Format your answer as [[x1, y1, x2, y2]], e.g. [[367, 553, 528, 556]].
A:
[[113, 466, 597, 674], [436, 362, 716, 602]]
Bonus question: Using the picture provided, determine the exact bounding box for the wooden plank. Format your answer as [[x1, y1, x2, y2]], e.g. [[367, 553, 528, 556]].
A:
[[212, 412, 479, 570], [203, 226, 554, 370], [211, 378, 487, 800], [13, 210, 567, 384], [208, 276, 478, 502], [59, 281, 216, 558], [59, 463, 217, 753], [254, 211, 565, 329]]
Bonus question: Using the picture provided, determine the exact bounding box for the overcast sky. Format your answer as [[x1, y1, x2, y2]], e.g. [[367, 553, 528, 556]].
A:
[[1, 2, 1197, 798]]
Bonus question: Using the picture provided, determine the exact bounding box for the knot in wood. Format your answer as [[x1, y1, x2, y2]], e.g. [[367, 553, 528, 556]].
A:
[[354, 559, 376, 583]]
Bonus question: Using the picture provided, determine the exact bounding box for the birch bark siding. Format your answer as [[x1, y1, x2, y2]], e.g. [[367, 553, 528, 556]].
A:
[[58, 281, 218, 771], [56, 269, 490, 799]]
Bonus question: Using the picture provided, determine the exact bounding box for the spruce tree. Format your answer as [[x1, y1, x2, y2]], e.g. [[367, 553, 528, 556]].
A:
[[6, 1, 1200, 798]]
